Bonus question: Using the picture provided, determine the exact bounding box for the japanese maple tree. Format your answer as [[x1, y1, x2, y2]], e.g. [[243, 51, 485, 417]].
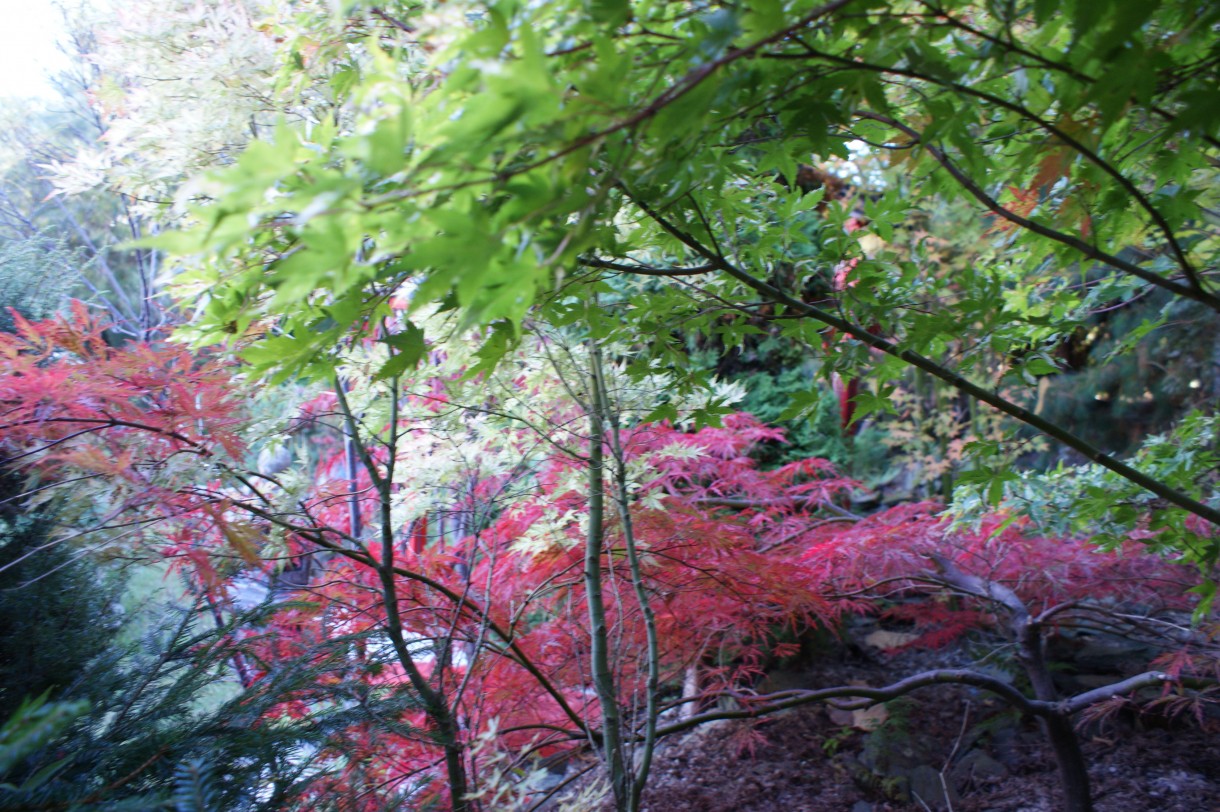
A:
[[3, 305, 1216, 812]]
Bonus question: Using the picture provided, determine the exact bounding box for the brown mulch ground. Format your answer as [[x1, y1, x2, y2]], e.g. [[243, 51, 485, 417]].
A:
[[632, 648, 1220, 812], [637, 703, 1220, 811]]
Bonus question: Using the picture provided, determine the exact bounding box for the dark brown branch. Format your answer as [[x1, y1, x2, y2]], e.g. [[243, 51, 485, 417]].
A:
[[790, 49, 1209, 294], [1057, 671, 1174, 715], [579, 256, 716, 276], [369, 7, 415, 34], [913, 0, 1220, 151], [0, 416, 207, 455], [650, 669, 1040, 741], [694, 496, 862, 522], [648, 668, 1192, 741], [855, 111, 1220, 310], [621, 187, 1220, 528], [366, 0, 856, 208], [926, 552, 1028, 620]]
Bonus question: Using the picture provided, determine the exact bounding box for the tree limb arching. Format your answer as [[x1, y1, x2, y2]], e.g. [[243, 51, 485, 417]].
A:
[[854, 111, 1218, 310], [619, 187, 1220, 529]]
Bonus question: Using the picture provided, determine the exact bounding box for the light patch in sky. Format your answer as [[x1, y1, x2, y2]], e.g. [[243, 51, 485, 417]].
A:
[[0, 0, 73, 100]]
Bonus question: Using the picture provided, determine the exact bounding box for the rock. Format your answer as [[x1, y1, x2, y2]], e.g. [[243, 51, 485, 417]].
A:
[[951, 748, 1009, 785], [851, 802, 875, 812], [1067, 632, 1153, 672], [827, 706, 855, 726], [837, 753, 889, 796], [1072, 673, 1125, 690], [829, 703, 890, 730], [858, 730, 919, 775], [863, 629, 921, 650], [986, 722, 1025, 770], [908, 765, 960, 811], [852, 705, 889, 730], [757, 668, 808, 694]]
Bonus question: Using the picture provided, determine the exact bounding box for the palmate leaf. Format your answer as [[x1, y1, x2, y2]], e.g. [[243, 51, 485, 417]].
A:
[[376, 321, 427, 380]]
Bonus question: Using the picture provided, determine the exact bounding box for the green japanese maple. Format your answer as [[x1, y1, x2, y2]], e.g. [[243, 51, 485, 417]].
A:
[[156, 1, 1218, 556]]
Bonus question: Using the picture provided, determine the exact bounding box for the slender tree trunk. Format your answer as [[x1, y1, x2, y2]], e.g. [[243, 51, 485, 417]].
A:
[[337, 376, 364, 541], [584, 360, 630, 811], [1018, 619, 1093, 812], [376, 555, 471, 811], [933, 556, 1093, 812], [591, 344, 659, 812], [680, 665, 699, 721], [336, 377, 472, 811]]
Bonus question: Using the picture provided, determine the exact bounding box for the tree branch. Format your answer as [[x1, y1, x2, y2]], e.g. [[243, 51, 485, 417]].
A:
[[622, 187, 1220, 529], [855, 110, 1219, 310]]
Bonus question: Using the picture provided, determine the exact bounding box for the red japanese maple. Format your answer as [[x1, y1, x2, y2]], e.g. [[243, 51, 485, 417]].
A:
[[2, 306, 1212, 812]]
